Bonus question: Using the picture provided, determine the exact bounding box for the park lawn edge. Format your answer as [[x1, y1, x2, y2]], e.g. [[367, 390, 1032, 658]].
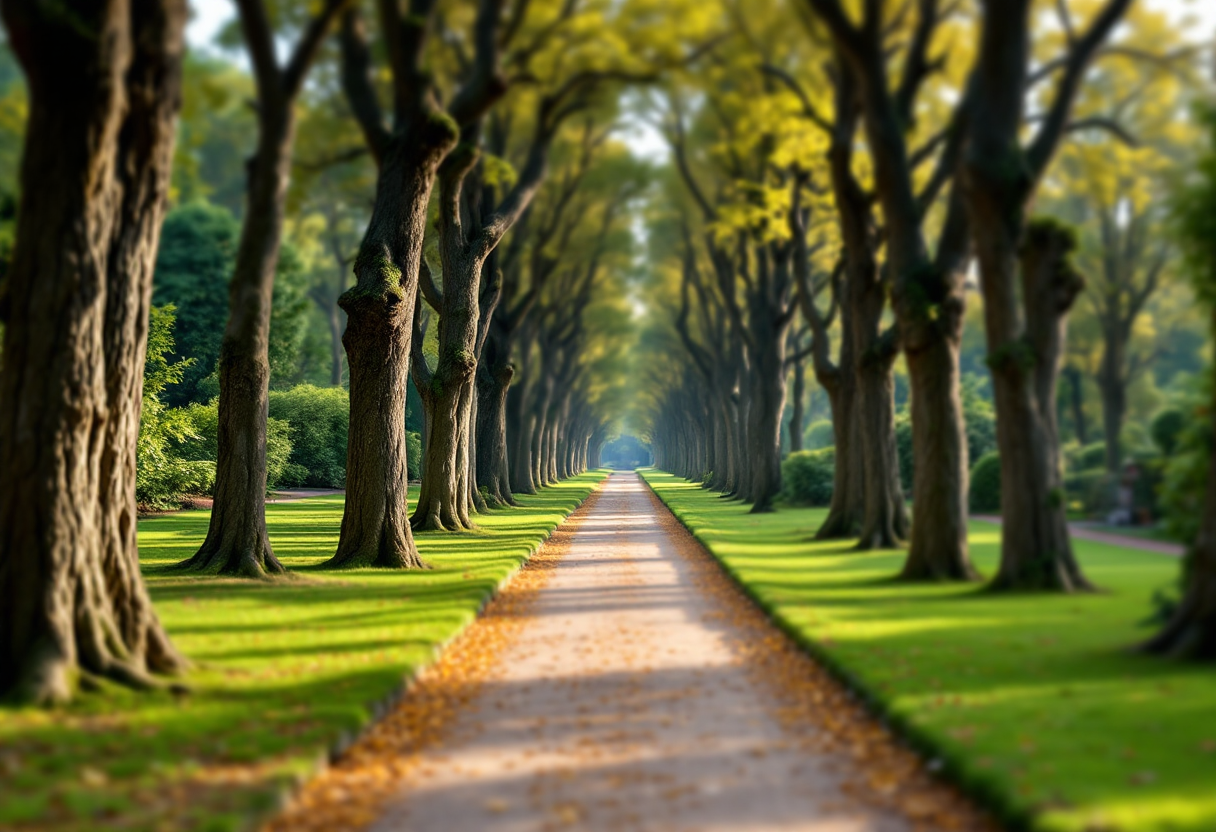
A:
[[637, 468, 1035, 832], [0, 472, 608, 832]]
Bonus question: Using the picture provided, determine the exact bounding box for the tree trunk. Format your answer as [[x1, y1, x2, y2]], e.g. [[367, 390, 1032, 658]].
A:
[[972, 213, 1091, 591], [1098, 339, 1126, 472], [325, 120, 458, 568], [179, 103, 294, 576], [327, 298, 345, 387], [788, 360, 806, 453], [0, 0, 187, 704], [900, 305, 978, 580], [508, 378, 537, 494], [475, 358, 515, 505], [1065, 365, 1089, 445]]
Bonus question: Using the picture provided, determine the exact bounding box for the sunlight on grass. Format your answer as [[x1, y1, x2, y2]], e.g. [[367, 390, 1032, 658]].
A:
[[0, 473, 606, 831], [641, 468, 1216, 832]]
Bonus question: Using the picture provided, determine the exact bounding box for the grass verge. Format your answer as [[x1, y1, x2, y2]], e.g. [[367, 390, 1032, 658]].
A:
[[0, 471, 606, 831], [640, 468, 1215, 832]]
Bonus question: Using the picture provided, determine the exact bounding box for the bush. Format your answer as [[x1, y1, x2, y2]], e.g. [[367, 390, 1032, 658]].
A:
[[1063, 468, 1115, 516], [1159, 385, 1212, 545], [1151, 407, 1188, 456], [1074, 441, 1108, 471], [969, 452, 1001, 513], [268, 384, 350, 488], [804, 420, 834, 451], [136, 305, 216, 510], [407, 431, 422, 480], [782, 448, 835, 506], [895, 413, 913, 493], [173, 400, 293, 490]]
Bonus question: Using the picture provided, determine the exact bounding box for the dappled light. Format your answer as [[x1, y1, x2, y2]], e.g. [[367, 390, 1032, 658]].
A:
[[2, 0, 1215, 830]]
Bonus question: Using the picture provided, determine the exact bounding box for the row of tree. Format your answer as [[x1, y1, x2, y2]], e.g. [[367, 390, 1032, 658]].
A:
[[0, 0, 671, 703], [639, 0, 1216, 659]]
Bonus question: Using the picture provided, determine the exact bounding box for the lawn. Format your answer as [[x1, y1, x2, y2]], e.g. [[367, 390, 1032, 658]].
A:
[[640, 469, 1216, 832], [0, 472, 606, 831]]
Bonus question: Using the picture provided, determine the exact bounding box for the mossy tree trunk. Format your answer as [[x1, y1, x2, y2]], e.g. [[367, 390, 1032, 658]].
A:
[[181, 0, 348, 577], [0, 0, 188, 704], [962, 0, 1129, 591], [805, 1, 977, 578]]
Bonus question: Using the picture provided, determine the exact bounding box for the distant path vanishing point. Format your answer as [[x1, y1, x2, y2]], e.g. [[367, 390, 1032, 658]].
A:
[[276, 472, 995, 832]]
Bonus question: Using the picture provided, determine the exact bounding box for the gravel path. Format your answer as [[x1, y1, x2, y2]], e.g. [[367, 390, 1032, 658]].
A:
[[275, 472, 993, 832]]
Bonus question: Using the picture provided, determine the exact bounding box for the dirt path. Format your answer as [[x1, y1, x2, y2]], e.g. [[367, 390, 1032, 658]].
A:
[[273, 472, 993, 832], [974, 515, 1184, 557]]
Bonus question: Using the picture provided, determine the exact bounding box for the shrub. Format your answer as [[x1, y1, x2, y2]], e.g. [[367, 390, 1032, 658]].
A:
[[1151, 407, 1188, 456], [969, 452, 1001, 513], [173, 400, 293, 490], [1159, 384, 1212, 545], [895, 413, 913, 493], [804, 420, 834, 451], [1064, 468, 1115, 516], [268, 384, 350, 488], [407, 431, 422, 480], [1075, 441, 1108, 471], [782, 448, 835, 506], [136, 305, 216, 510]]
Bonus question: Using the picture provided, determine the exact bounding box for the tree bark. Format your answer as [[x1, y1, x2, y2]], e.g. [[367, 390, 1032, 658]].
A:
[[181, 0, 346, 577], [0, 0, 187, 704], [325, 125, 455, 568]]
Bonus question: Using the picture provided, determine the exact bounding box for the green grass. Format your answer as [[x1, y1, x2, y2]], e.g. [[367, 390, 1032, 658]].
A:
[[0, 472, 606, 831], [640, 468, 1216, 832]]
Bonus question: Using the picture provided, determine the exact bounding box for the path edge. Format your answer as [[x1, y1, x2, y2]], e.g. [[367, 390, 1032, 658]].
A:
[[636, 469, 1026, 832], [270, 472, 612, 820]]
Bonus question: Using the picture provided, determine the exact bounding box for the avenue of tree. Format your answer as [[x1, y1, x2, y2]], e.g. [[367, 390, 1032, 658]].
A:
[[1, 0, 1215, 707]]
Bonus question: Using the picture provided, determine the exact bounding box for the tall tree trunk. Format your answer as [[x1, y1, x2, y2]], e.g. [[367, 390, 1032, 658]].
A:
[[181, 0, 346, 575], [0, 0, 187, 704], [1065, 365, 1089, 445], [182, 109, 293, 575], [325, 121, 457, 568], [508, 377, 537, 494], [788, 359, 806, 453], [327, 299, 345, 387], [1098, 338, 1126, 472], [974, 215, 1091, 591], [475, 358, 515, 505]]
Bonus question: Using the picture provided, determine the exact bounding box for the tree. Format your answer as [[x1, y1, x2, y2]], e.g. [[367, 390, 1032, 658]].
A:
[[801, 0, 976, 575], [0, 0, 188, 703], [178, 0, 349, 577], [961, 0, 1131, 591], [1142, 106, 1216, 659]]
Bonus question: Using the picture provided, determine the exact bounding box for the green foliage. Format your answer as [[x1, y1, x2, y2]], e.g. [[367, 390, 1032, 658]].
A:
[[172, 400, 292, 491], [268, 385, 349, 488], [968, 452, 1001, 513], [1074, 441, 1108, 471], [780, 448, 834, 506], [153, 201, 313, 406], [803, 419, 834, 450], [1159, 376, 1212, 547], [152, 202, 237, 405], [407, 430, 422, 481], [1172, 106, 1216, 310], [136, 306, 215, 510], [1151, 407, 1188, 456]]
